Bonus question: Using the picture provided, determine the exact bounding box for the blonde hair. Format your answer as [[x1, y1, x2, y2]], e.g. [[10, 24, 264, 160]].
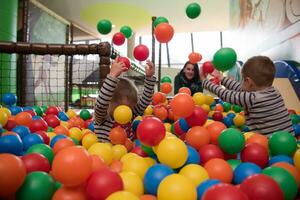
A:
[[242, 56, 276, 87], [111, 77, 138, 106]]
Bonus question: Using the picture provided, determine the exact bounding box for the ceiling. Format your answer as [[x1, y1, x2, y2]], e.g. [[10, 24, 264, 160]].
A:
[[36, 0, 229, 39]]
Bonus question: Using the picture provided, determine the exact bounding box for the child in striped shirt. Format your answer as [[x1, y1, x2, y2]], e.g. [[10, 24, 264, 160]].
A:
[[94, 59, 156, 142], [201, 56, 294, 137]]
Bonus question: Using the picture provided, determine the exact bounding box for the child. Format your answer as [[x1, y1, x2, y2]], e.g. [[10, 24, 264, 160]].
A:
[[201, 56, 294, 137], [94, 59, 156, 142]]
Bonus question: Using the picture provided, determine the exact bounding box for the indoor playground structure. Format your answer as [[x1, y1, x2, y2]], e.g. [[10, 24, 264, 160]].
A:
[[0, 0, 300, 200]]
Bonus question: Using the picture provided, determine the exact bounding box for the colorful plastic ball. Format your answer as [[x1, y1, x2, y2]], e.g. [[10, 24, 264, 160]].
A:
[[202, 183, 248, 200], [88, 143, 113, 165], [28, 119, 48, 132], [141, 144, 155, 156], [153, 16, 169, 27], [9, 105, 23, 115], [293, 124, 300, 136], [106, 191, 139, 200], [117, 56, 131, 70], [262, 166, 298, 200], [50, 134, 67, 148], [197, 179, 221, 200], [154, 23, 174, 43], [113, 105, 132, 124], [14, 111, 32, 126], [160, 82, 172, 94], [137, 117, 166, 146], [213, 47, 237, 72], [186, 126, 210, 150], [198, 144, 224, 164], [185, 145, 200, 164], [140, 194, 157, 200], [170, 93, 195, 118], [186, 2, 201, 19], [2, 93, 17, 106], [202, 61, 215, 74], [82, 133, 98, 149], [21, 153, 50, 173], [268, 155, 294, 165], [227, 159, 241, 171], [16, 171, 56, 200], [44, 114, 60, 128], [22, 134, 44, 151], [192, 92, 206, 106], [113, 32, 126, 46], [120, 171, 143, 196], [290, 114, 300, 124], [109, 126, 127, 145], [121, 155, 149, 179], [54, 125, 69, 135], [52, 186, 86, 200], [58, 111, 69, 121], [240, 174, 284, 200], [0, 153, 26, 198], [26, 144, 54, 164], [185, 106, 207, 127], [12, 125, 30, 138], [97, 19, 112, 34], [112, 144, 127, 160], [0, 111, 7, 127], [161, 75, 172, 83], [223, 117, 233, 127], [133, 44, 149, 61], [233, 162, 261, 184], [79, 109, 91, 120], [212, 111, 223, 121], [179, 164, 209, 186], [241, 143, 269, 168], [131, 146, 148, 157], [53, 138, 74, 154], [188, 52, 202, 64], [246, 133, 268, 150], [232, 105, 242, 113], [269, 131, 297, 156], [273, 162, 300, 186], [233, 114, 245, 126], [204, 158, 233, 183], [120, 25, 133, 38], [66, 109, 76, 119], [206, 121, 227, 144], [153, 106, 168, 121], [218, 128, 245, 154], [88, 121, 94, 131], [45, 106, 59, 116]]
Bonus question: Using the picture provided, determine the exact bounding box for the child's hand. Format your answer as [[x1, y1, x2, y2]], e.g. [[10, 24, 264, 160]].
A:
[[109, 59, 127, 78], [145, 60, 155, 78], [211, 69, 223, 80]]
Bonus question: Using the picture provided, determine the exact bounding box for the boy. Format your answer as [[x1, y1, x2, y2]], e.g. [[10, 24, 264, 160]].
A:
[[201, 56, 294, 136]]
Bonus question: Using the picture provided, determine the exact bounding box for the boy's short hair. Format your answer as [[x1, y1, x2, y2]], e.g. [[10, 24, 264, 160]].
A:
[[111, 77, 138, 105], [242, 56, 276, 87]]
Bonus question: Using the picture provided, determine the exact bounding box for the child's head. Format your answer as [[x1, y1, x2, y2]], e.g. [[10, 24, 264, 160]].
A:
[[108, 77, 138, 117], [241, 56, 275, 91]]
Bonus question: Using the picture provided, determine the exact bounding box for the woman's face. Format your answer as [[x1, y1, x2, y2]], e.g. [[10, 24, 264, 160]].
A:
[[183, 64, 195, 80]]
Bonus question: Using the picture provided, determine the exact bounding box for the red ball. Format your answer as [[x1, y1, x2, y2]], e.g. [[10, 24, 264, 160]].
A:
[[86, 169, 123, 200], [186, 126, 210, 150], [188, 52, 202, 64], [170, 93, 195, 118], [212, 111, 223, 121], [202, 61, 215, 74], [203, 183, 248, 200], [241, 143, 269, 168], [4, 120, 17, 131], [34, 131, 50, 145], [131, 146, 148, 157], [46, 106, 59, 116], [28, 119, 48, 132], [185, 106, 208, 127], [136, 117, 166, 146], [21, 153, 51, 173], [160, 83, 172, 94], [133, 44, 149, 61], [117, 56, 131, 70], [112, 32, 126, 46], [198, 144, 224, 164], [23, 110, 37, 117], [44, 114, 60, 128], [178, 87, 191, 95], [240, 174, 284, 200], [153, 105, 168, 121]]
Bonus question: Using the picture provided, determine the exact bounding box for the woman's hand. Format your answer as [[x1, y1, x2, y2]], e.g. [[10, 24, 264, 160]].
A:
[[145, 60, 155, 78]]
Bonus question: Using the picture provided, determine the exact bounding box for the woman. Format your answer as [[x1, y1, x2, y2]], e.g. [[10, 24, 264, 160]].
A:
[[174, 61, 203, 95]]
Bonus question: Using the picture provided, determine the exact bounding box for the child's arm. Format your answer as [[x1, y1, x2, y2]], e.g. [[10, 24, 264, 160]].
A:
[[221, 77, 242, 91], [133, 60, 156, 116]]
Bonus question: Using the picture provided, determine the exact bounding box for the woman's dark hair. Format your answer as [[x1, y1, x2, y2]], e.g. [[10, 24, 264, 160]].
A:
[[180, 61, 200, 82]]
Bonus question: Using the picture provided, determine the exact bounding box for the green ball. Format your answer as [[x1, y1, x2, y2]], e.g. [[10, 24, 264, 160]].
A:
[[47, 127, 54, 132], [232, 105, 242, 113], [26, 144, 54, 164], [41, 105, 48, 113], [268, 131, 297, 156], [218, 128, 245, 154], [161, 76, 172, 83], [213, 47, 237, 72], [186, 3, 201, 19], [71, 137, 80, 145], [120, 25, 133, 38], [170, 123, 175, 134], [262, 166, 297, 200], [290, 114, 300, 124], [227, 159, 241, 171], [97, 19, 112, 34], [32, 106, 43, 116], [55, 181, 62, 190], [80, 109, 91, 120], [16, 172, 56, 200], [141, 144, 155, 156], [223, 102, 231, 112], [153, 16, 169, 28]]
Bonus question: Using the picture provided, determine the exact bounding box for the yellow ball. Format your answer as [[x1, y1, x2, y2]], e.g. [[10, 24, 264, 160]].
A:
[[88, 142, 113, 165], [233, 114, 245, 127], [157, 137, 188, 169], [82, 129, 93, 135], [205, 95, 215, 105], [165, 132, 176, 138], [60, 121, 69, 128], [179, 164, 209, 186], [294, 149, 300, 171], [204, 119, 214, 127], [0, 107, 11, 118], [82, 133, 98, 149], [122, 156, 149, 179], [120, 153, 139, 163], [113, 105, 133, 124], [201, 104, 210, 113], [244, 132, 255, 140], [164, 123, 171, 132], [144, 157, 156, 167], [192, 92, 206, 106], [47, 132, 57, 141], [69, 127, 83, 141], [66, 109, 77, 119], [157, 174, 197, 200], [120, 172, 144, 196], [134, 116, 143, 121], [106, 191, 139, 200], [112, 144, 128, 160], [208, 111, 214, 118], [144, 105, 153, 115], [0, 111, 8, 126]]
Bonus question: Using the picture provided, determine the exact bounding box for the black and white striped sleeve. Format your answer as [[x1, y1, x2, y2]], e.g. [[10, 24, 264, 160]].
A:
[[133, 76, 156, 116], [203, 79, 255, 108], [94, 75, 119, 124], [221, 77, 242, 91]]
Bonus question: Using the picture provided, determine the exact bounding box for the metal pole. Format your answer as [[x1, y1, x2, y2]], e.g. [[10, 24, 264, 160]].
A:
[[190, 32, 194, 52], [68, 23, 74, 109], [166, 43, 170, 68], [158, 43, 161, 91], [220, 31, 223, 48]]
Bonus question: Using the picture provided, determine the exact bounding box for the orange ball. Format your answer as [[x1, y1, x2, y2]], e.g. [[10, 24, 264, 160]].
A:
[[161, 83, 172, 94], [90, 155, 108, 172], [153, 106, 168, 121], [110, 160, 123, 173], [109, 126, 127, 145], [14, 112, 32, 126], [124, 138, 134, 152], [152, 92, 166, 105], [52, 146, 92, 187], [273, 162, 300, 186], [185, 126, 210, 150], [54, 125, 70, 136], [140, 194, 157, 200], [188, 52, 202, 64], [0, 154, 26, 198], [170, 93, 195, 118], [154, 23, 174, 43], [214, 104, 224, 112], [178, 87, 192, 95], [53, 138, 75, 154], [204, 158, 233, 183], [246, 133, 268, 150], [206, 121, 227, 145], [52, 186, 86, 200]]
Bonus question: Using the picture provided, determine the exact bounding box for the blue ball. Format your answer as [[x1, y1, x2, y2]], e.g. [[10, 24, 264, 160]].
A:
[[22, 134, 44, 151], [197, 179, 221, 199], [0, 135, 23, 155], [88, 121, 94, 132], [32, 116, 43, 120], [223, 117, 233, 127], [227, 113, 236, 118], [293, 124, 300, 136], [132, 120, 141, 132], [134, 139, 142, 147], [144, 164, 174, 195], [185, 145, 200, 165], [0, 125, 3, 134], [58, 111, 69, 121], [23, 106, 34, 111], [179, 118, 190, 132], [12, 125, 31, 138], [268, 155, 294, 165], [50, 134, 67, 148], [233, 162, 262, 184], [241, 125, 250, 132], [2, 93, 17, 106], [9, 106, 23, 115]]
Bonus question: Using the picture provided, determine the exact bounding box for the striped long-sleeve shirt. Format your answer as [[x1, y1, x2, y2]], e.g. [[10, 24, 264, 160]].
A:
[[94, 75, 156, 142], [203, 77, 294, 136]]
